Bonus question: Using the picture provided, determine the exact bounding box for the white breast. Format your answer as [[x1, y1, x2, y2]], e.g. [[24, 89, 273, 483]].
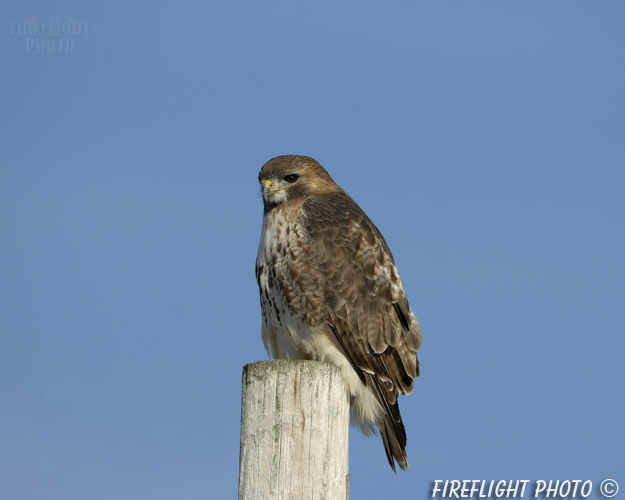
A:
[[256, 210, 312, 359]]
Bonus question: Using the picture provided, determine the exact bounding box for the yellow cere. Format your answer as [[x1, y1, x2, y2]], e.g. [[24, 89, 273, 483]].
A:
[[264, 179, 273, 188]]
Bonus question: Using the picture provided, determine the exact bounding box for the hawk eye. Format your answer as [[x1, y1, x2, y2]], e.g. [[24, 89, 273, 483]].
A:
[[284, 174, 299, 184]]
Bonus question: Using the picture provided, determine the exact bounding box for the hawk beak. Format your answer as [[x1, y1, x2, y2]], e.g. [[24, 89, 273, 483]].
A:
[[264, 179, 288, 194]]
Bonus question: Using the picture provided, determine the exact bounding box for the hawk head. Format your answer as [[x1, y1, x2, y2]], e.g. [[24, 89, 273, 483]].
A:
[[259, 155, 347, 213]]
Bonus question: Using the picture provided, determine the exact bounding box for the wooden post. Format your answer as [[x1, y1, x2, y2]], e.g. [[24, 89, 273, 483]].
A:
[[238, 360, 350, 500]]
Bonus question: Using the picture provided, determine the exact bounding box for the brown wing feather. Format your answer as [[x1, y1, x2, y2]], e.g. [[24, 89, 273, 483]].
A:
[[300, 193, 421, 471]]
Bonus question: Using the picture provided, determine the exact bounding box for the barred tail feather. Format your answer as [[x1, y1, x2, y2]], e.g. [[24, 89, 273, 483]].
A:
[[364, 373, 409, 472]]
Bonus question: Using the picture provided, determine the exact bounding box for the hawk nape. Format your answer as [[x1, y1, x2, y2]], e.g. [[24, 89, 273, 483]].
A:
[[255, 155, 421, 472]]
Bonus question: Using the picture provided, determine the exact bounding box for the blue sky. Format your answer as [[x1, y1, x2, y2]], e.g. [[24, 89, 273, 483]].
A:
[[1, 2, 624, 499]]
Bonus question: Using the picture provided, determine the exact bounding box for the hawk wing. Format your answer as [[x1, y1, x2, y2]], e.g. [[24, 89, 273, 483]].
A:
[[300, 193, 421, 471]]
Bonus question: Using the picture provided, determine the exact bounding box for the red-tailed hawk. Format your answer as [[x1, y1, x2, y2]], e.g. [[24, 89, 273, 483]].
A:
[[255, 155, 421, 472]]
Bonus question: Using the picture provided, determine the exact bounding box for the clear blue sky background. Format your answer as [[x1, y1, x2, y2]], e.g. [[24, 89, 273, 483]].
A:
[[1, 2, 624, 499]]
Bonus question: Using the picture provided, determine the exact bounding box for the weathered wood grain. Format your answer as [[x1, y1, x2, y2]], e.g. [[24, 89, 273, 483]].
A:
[[238, 360, 350, 500]]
